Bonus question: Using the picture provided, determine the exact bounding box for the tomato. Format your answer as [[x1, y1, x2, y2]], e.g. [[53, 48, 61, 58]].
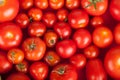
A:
[[54, 22, 72, 39], [73, 29, 92, 49], [56, 9, 68, 22], [49, 0, 64, 10], [6, 72, 30, 80], [81, 0, 108, 16], [50, 63, 78, 80], [15, 13, 30, 29], [114, 23, 120, 44], [35, 0, 48, 9], [42, 12, 57, 28], [22, 37, 46, 61], [104, 47, 120, 79], [44, 31, 58, 47], [7, 48, 24, 64], [29, 62, 48, 80], [0, 51, 12, 74], [110, 0, 120, 21], [86, 59, 107, 80], [20, 0, 33, 10], [0, 0, 19, 22], [28, 8, 43, 21], [56, 40, 77, 58], [0, 22, 23, 50], [70, 54, 86, 69], [15, 60, 29, 73], [68, 9, 89, 29], [84, 45, 99, 59], [28, 21, 46, 37], [93, 26, 113, 48], [66, 0, 80, 9], [44, 51, 60, 66]]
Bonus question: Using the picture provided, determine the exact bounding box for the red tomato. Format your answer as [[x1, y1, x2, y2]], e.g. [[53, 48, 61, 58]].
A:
[[86, 59, 107, 80], [66, 0, 80, 9], [0, 0, 19, 22], [110, 0, 120, 21], [56, 40, 77, 58], [6, 72, 30, 80], [73, 29, 92, 49], [68, 9, 89, 29], [49, 0, 64, 10], [20, 0, 33, 10], [29, 62, 48, 80], [28, 21, 46, 37], [81, 0, 108, 16], [114, 23, 120, 44], [70, 54, 86, 69], [50, 63, 78, 80], [93, 26, 113, 48], [0, 51, 13, 74], [35, 0, 48, 9], [0, 22, 23, 50], [54, 22, 72, 39], [104, 47, 120, 79], [22, 37, 46, 61]]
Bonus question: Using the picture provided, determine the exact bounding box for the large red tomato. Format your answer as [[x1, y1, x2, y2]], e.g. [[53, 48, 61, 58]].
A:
[[0, 22, 23, 50], [0, 0, 19, 22]]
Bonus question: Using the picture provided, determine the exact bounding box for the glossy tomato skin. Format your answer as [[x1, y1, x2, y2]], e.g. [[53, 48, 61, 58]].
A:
[[0, 51, 13, 74], [114, 24, 120, 44], [81, 0, 108, 16], [6, 72, 30, 80], [110, 0, 120, 21], [86, 59, 107, 80], [68, 9, 89, 29], [0, 22, 23, 50], [56, 40, 77, 58], [73, 29, 92, 49], [54, 22, 72, 39], [50, 63, 78, 80], [93, 26, 113, 48], [35, 0, 48, 9], [0, 0, 19, 22], [66, 0, 80, 9], [20, 0, 33, 10], [104, 47, 120, 79], [22, 37, 46, 61], [29, 62, 48, 80], [28, 21, 46, 37]]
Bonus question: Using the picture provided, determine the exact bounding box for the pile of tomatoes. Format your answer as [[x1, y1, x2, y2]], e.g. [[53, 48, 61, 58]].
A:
[[0, 0, 120, 80]]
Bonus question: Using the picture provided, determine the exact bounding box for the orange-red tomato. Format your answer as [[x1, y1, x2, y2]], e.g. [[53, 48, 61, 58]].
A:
[[34, 0, 48, 9]]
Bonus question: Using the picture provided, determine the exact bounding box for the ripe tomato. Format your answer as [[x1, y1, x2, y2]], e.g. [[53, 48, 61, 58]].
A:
[[70, 54, 86, 69], [28, 21, 46, 37], [114, 24, 120, 44], [56, 40, 77, 58], [44, 51, 60, 66], [44, 31, 58, 47], [0, 22, 23, 50], [7, 48, 24, 64], [86, 59, 107, 80], [6, 72, 30, 80], [22, 37, 46, 61], [110, 0, 120, 21], [81, 0, 108, 16], [20, 0, 33, 10], [0, 0, 19, 22], [66, 0, 80, 9], [84, 45, 99, 59], [49, 0, 64, 10], [68, 9, 89, 29], [29, 62, 48, 80], [93, 26, 113, 48], [54, 22, 72, 39], [0, 51, 13, 74], [73, 29, 92, 49], [35, 0, 48, 9], [50, 64, 78, 80], [104, 47, 120, 79]]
